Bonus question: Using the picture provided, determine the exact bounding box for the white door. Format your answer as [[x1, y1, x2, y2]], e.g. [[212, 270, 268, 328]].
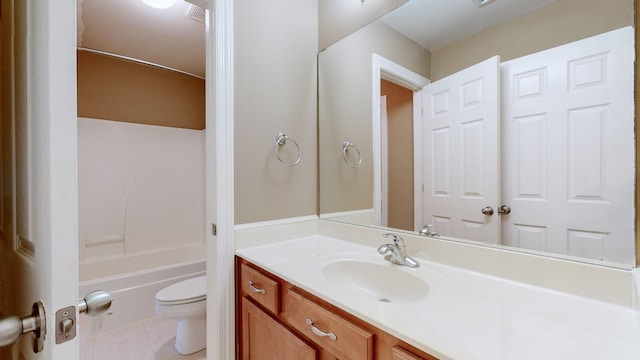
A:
[[501, 27, 635, 264], [422, 56, 500, 243], [0, 1, 79, 359]]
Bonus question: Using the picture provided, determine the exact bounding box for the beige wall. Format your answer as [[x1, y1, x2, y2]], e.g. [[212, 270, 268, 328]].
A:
[[431, 0, 634, 80], [77, 50, 205, 129], [319, 0, 406, 50], [381, 80, 413, 231], [234, 0, 318, 224], [318, 20, 430, 214]]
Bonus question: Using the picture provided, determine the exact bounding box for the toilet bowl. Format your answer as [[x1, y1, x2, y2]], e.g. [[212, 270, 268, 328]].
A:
[[155, 276, 207, 355]]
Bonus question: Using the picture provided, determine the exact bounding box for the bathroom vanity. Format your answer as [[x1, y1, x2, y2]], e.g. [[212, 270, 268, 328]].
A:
[[235, 221, 640, 360], [236, 257, 436, 359]]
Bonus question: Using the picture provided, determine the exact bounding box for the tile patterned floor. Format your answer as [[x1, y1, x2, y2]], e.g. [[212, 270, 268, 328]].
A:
[[80, 317, 206, 360]]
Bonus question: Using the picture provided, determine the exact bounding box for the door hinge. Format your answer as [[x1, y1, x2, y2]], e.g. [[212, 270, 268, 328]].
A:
[[212, 223, 217, 236]]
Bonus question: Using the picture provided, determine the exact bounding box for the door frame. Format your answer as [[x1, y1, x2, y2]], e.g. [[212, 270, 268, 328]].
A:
[[371, 54, 429, 230], [209, 0, 235, 359]]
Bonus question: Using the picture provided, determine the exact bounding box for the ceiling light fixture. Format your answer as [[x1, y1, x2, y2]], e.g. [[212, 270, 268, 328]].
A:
[[472, 0, 496, 7], [142, 0, 177, 10]]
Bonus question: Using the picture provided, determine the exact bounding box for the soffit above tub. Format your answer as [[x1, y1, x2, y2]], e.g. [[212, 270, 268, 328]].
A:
[[380, 0, 559, 51], [78, 0, 206, 77]]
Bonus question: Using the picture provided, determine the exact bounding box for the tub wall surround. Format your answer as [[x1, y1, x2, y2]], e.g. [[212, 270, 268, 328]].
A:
[[78, 117, 206, 269]]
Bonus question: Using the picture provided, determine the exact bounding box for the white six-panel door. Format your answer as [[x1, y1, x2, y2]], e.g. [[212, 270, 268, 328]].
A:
[[0, 1, 79, 359], [501, 27, 635, 264], [422, 56, 501, 244]]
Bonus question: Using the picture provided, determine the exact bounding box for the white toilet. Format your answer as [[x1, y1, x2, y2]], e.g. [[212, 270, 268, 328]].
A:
[[155, 276, 207, 355]]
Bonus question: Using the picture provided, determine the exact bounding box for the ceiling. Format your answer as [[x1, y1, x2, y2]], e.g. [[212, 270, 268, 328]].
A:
[[78, 0, 206, 77], [381, 0, 559, 51], [77, 0, 558, 78]]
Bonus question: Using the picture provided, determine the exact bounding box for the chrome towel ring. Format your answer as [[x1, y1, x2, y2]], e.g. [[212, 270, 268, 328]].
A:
[[342, 141, 362, 168], [275, 132, 301, 166]]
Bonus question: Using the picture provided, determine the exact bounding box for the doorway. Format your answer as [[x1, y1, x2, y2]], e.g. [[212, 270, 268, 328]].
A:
[[371, 54, 430, 230], [380, 81, 415, 231], [76, 1, 208, 358]]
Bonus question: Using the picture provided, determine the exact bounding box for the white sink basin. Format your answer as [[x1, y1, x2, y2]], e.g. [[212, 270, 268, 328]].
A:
[[321, 259, 429, 303]]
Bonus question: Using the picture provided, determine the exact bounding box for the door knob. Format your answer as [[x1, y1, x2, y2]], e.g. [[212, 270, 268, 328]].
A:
[[498, 205, 511, 215], [481, 206, 494, 215], [79, 290, 113, 317], [0, 301, 46, 353]]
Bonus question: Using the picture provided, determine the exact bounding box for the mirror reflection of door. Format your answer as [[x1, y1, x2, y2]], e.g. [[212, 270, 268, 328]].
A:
[[500, 27, 634, 263], [419, 28, 634, 263], [422, 56, 501, 244]]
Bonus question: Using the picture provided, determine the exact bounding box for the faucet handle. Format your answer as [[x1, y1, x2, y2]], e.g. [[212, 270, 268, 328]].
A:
[[419, 224, 439, 237], [376, 243, 393, 254], [382, 233, 404, 246]]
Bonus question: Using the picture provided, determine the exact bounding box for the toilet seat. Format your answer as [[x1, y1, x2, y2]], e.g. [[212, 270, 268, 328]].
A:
[[155, 276, 206, 306]]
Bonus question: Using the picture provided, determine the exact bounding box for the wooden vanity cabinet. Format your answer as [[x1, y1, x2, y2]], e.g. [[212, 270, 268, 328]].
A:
[[242, 297, 317, 359], [236, 257, 438, 360]]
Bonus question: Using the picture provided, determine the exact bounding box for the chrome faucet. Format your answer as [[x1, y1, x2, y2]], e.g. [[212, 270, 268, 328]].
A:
[[419, 224, 439, 237], [377, 233, 419, 268]]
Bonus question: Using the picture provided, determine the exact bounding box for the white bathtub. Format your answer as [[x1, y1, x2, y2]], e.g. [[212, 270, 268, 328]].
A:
[[79, 246, 206, 333]]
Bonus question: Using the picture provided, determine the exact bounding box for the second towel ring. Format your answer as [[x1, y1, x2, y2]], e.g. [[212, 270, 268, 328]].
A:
[[342, 141, 362, 168], [275, 132, 302, 166]]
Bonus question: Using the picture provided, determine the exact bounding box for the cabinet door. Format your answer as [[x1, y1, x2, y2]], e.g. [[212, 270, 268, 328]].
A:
[[242, 297, 317, 360]]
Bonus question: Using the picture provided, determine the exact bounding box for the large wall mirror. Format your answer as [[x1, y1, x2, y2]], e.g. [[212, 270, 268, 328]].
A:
[[318, 0, 637, 267]]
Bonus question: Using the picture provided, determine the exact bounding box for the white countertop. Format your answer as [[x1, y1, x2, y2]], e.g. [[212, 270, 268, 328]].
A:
[[236, 235, 640, 360]]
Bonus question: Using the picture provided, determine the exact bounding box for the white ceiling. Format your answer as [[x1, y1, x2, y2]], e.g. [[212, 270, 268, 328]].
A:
[[381, 0, 559, 51], [78, 0, 206, 77]]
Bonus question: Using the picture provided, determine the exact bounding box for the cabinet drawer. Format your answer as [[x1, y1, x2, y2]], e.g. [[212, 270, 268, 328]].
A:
[[240, 263, 280, 314], [286, 288, 374, 360], [392, 346, 427, 360]]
